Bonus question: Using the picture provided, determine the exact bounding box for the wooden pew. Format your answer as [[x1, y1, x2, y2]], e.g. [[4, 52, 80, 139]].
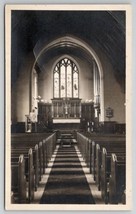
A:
[[95, 142, 125, 191], [11, 148, 35, 203], [43, 133, 56, 166], [101, 148, 125, 204], [77, 132, 91, 167], [39, 141, 44, 180], [12, 145, 41, 192], [109, 154, 126, 204], [11, 132, 57, 203], [87, 139, 92, 170], [33, 144, 39, 191], [28, 148, 35, 202], [11, 133, 51, 144], [101, 148, 111, 204], [77, 132, 125, 176], [76, 131, 126, 204], [91, 140, 125, 176], [11, 154, 26, 203], [95, 143, 101, 189], [91, 141, 96, 180]]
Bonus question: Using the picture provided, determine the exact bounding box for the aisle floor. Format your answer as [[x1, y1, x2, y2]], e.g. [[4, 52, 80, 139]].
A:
[[32, 145, 104, 204]]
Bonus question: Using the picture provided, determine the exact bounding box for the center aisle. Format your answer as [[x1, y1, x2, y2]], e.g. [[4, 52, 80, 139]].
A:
[[40, 145, 95, 204]]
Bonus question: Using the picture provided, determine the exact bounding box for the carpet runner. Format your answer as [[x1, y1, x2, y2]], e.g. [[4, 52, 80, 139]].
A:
[[40, 145, 95, 204]]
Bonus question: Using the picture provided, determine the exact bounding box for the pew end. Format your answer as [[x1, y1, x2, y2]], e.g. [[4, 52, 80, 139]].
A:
[[11, 155, 27, 203], [109, 153, 126, 204]]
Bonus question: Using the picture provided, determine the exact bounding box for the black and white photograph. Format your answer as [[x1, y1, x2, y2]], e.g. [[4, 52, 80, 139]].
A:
[[5, 4, 132, 210]]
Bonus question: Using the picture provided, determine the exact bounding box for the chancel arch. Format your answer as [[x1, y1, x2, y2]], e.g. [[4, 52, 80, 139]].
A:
[[31, 35, 104, 122]]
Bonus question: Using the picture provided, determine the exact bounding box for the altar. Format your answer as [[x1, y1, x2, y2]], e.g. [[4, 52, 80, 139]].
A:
[[53, 118, 80, 123], [37, 98, 94, 128], [51, 98, 82, 122]]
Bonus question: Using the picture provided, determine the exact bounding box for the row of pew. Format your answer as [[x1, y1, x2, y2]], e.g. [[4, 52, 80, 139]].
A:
[[11, 132, 56, 203], [77, 132, 126, 204]]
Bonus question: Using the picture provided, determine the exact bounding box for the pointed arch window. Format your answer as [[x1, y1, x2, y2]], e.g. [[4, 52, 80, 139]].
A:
[[53, 58, 79, 98]]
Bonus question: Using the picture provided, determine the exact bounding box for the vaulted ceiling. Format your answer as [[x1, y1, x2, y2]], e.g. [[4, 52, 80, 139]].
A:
[[11, 10, 125, 91]]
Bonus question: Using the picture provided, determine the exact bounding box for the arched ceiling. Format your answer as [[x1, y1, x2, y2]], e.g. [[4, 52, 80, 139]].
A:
[[11, 10, 125, 91]]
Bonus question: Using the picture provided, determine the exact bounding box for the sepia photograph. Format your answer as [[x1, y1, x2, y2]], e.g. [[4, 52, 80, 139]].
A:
[[5, 4, 132, 211]]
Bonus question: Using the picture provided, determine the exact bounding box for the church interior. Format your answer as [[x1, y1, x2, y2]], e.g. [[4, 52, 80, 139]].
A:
[[10, 9, 126, 206]]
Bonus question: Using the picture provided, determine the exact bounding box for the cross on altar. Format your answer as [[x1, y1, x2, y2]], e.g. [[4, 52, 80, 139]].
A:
[[64, 104, 69, 116]]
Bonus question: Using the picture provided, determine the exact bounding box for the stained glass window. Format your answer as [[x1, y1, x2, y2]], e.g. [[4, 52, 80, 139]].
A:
[[60, 65, 66, 97], [67, 65, 72, 97], [54, 68, 59, 98], [53, 58, 79, 98]]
